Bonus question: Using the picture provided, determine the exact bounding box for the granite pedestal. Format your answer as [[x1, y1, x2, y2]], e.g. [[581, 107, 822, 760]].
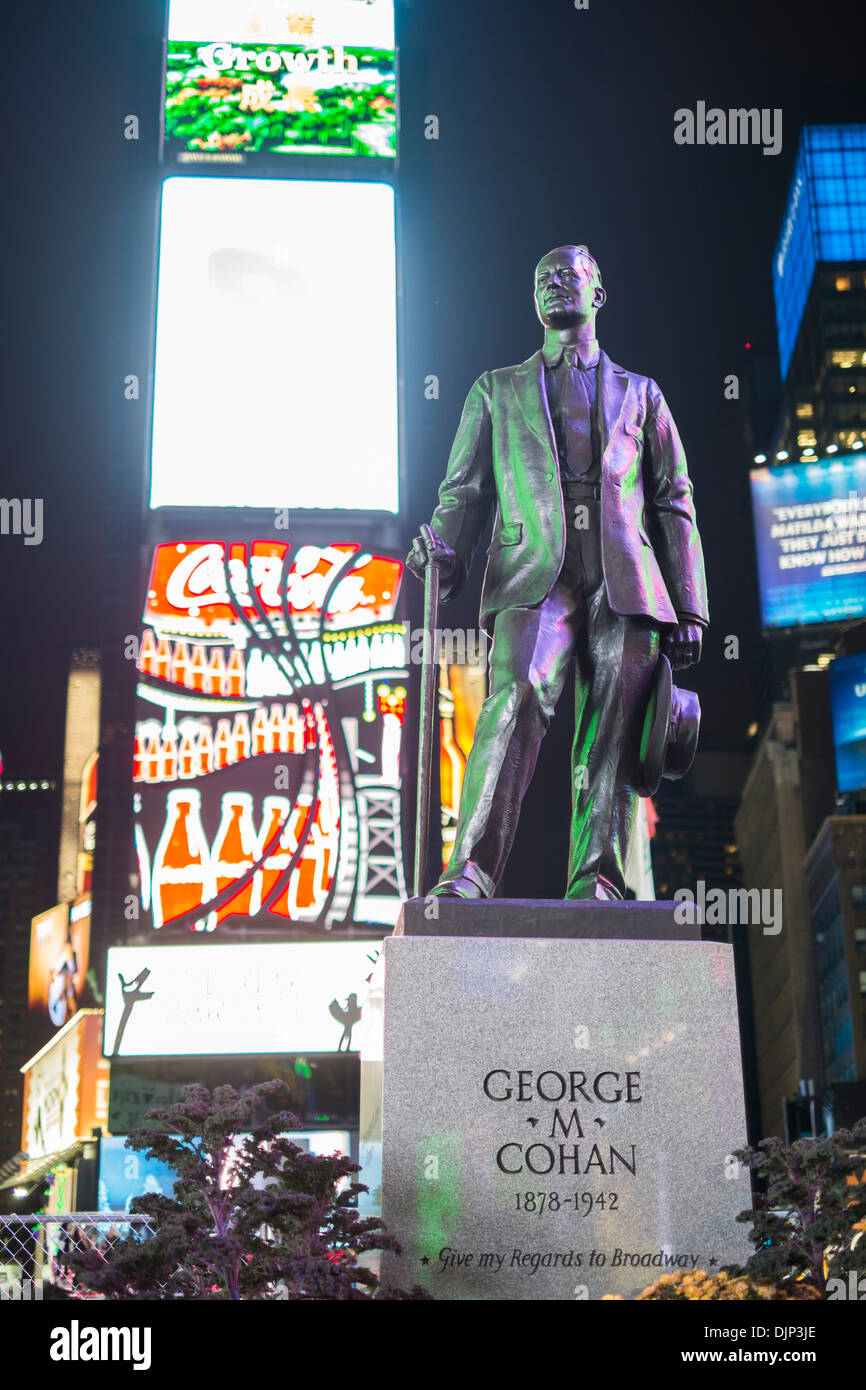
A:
[[359, 899, 750, 1300]]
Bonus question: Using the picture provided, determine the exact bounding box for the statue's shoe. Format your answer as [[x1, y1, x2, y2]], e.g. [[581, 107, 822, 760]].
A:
[[426, 875, 484, 900], [566, 878, 622, 902]]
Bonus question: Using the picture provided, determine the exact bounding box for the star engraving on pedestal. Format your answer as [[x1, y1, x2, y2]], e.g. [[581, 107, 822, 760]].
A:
[[708, 1257, 718, 1267], [527, 1116, 539, 1127], [420, 1255, 430, 1266]]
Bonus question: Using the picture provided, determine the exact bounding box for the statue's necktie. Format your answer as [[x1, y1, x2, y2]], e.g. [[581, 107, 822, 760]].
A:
[[561, 360, 595, 478]]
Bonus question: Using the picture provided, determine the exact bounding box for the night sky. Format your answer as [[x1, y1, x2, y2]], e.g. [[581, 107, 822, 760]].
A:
[[3, 0, 865, 799]]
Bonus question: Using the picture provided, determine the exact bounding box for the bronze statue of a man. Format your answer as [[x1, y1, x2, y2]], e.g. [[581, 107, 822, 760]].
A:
[[408, 245, 708, 901]]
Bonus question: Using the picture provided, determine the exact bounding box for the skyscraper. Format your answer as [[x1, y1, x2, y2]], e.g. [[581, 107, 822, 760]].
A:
[[769, 125, 866, 462], [0, 782, 59, 1160]]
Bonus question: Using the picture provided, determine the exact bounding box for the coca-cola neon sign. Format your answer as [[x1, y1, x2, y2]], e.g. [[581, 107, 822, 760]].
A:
[[146, 541, 401, 634]]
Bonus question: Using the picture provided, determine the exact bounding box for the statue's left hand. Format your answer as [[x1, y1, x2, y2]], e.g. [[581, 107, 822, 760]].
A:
[[406, 527, 457, 582], [663, 621, 702, 671]]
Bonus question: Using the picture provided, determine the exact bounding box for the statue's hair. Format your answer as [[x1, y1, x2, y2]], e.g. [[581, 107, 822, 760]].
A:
[[537, 244, 602, 287]]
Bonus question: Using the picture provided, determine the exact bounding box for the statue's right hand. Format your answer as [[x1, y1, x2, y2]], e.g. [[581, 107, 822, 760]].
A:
[[406, 526, 457, 582]]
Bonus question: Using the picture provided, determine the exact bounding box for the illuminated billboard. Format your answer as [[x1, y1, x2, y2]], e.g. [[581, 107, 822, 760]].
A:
[[98, 1137, 178, 1211], [439, 660, 486, 874], [164, 0, 395, 163], [57, 651, 100, 903], [21, 1011, 110, 1161], [133, 539, 408, 931], [149, 177, 399, 512], [750, 453, 866, 629], [829, 652, 866, 793], [27, 898, 93, 1052], [104, 941, 379, 1056], [97, 1129, 350, 1211]]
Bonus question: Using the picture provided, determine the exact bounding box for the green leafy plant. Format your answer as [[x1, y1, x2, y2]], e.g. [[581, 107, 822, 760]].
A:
[[730, 1118, 866, 1296], [69, 1081, 428, 1300]]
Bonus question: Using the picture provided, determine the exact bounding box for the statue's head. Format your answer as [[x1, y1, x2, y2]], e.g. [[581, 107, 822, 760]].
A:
[[534, 245, 606, 330]]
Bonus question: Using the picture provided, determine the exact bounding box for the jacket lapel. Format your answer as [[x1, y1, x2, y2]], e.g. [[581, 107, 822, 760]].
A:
[[597, 350, 630, 461], [510, 351, 557, 465]]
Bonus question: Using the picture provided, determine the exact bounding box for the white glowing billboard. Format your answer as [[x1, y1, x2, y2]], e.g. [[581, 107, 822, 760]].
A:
[[104, 941, 380, 1057], [149, 177, 399, 511]]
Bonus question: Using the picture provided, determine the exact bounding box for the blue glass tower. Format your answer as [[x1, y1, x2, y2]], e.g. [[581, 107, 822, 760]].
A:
[[774, 125, 866, 382]]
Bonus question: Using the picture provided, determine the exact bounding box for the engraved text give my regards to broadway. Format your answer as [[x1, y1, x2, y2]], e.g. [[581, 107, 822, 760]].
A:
[[482, 1069, 642, 1177]]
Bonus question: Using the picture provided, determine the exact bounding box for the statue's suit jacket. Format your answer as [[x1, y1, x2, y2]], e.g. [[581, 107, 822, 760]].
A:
[[430, 348, 709, 635]]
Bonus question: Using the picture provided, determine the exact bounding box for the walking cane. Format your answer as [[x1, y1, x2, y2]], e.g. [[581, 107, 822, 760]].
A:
[[413, 524, 441, 899]]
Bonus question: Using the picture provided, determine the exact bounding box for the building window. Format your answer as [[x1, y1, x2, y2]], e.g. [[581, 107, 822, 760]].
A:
[[795, 402, 814, 418], [797, 430, 818, 446], [860, 971, 866, 996], [835, 430, 866, 449], [831, 349, 866, 369], [835, 275, 852, 291], [854, 886, 866, 908]]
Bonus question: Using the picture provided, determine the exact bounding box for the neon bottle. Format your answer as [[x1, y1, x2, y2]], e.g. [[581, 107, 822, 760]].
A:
[[151, 788, 216, 931], [145, 735, 161, 783], [178, 730, 196, 778], [132, 732, 144, 781], [255, 796, 291, 911], [160, 729, 178, 782], [170, 641, 190, 688], [211, 792, 260, 924], [195, 726, 214, 777], [214, 719, 232, 769], [231, 713, 251, 763], [225, 649, 246, 696], [155, 637, 172, 681], [269, 704, 287, 753], [139, 629, 158, 676], [189, 645, 208, 693], [252, 707, 271, 756], [208, 648, 226, 695]]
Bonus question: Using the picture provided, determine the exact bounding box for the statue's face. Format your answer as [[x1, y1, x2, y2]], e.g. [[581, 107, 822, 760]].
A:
[[534, 249, 604, 328]]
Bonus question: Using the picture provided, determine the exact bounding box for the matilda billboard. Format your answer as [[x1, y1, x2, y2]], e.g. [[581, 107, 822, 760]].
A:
[[164, 0, 396, 163], [750, 453, 866, 630]]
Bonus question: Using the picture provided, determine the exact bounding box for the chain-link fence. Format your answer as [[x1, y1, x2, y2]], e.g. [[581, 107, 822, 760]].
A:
[[0, 1213, 154, 1300]]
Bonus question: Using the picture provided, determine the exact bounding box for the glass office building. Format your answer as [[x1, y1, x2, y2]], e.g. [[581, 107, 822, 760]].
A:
[[773, 125, 866, 382]]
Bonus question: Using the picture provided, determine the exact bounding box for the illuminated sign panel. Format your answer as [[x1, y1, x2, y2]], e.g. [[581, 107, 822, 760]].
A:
[[57, 653, 100, 904], [104, 942, 379, 1056], [149, 178, 399, 511], [439, 661, 485, 874], [97, 1129, 350, 1211], [750, 453, 866, 629], [21, 1011, 110, 1161], [829, 652, 866, 793], [27, 899, 93, 1052], [164, 0, 395, 163], [133, 539, 408, 931]]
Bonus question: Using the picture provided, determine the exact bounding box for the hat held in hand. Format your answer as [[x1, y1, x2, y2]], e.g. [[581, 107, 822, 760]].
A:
[[636, 654, 700, 798]]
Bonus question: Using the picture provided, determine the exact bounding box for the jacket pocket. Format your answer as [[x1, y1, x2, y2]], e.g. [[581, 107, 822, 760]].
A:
[[495, 522, 523, 546]]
